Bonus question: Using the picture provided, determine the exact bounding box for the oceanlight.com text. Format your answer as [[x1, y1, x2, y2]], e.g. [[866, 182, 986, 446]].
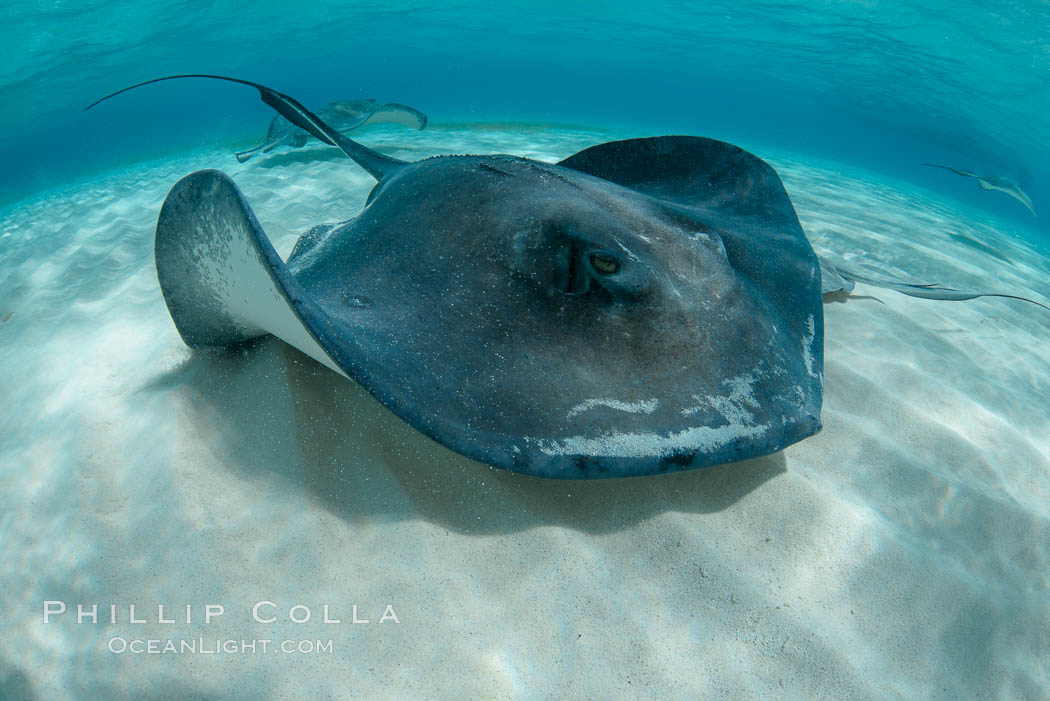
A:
[[107, 637, 334, 655]]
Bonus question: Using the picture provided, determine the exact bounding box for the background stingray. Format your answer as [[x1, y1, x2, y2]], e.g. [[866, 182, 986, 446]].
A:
[[235, 98, 428, 162], [921, 162, 1037, 218], [88, 74, 827, 479], [819, 258, 1050, 311]]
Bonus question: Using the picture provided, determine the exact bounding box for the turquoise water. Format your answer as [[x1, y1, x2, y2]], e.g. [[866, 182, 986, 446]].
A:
[[4, 3, 1050, 699], [3, 1, 1050, 236]]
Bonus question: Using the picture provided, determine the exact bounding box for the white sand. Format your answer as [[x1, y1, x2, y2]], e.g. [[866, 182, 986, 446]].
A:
[[1, 125, 1049, 700]]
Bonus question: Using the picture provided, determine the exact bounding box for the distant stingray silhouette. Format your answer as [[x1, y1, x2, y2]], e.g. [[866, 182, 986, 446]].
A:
[[818, 258, 1050, 312], [921, 163, 1036, 218], [235, 98, 427, 162]]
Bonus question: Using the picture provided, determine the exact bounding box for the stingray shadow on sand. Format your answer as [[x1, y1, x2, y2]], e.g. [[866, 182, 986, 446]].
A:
[[140, 340, 786, 535]]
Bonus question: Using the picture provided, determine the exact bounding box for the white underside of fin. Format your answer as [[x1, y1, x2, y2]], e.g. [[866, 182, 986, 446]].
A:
[[196, 229, 348, 378], [157, 170, 349, 379]]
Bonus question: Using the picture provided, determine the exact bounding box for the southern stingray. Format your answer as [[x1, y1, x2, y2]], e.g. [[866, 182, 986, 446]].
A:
[[234, 98, 427, 163], [819, 260, 1050, 310], [85, 75, 1050, 478], [921, 162, 1037, 218]]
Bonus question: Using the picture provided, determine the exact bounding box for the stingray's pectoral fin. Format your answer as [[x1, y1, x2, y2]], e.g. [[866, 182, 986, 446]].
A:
[[818, 256, 854, 294], [367, 103, 429, 130], [234, 143, 265, 163], [155, 169, 349, 376]]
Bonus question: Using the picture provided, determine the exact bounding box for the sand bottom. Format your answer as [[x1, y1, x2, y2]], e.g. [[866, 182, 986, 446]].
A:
[[1, 124, 1049, 699]]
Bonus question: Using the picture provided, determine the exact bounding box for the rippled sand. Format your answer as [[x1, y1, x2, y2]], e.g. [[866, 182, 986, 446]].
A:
[[1, 125, 1049, 699]]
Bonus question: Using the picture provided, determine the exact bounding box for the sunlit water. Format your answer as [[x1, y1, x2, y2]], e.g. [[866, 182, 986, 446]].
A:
[[3, 1, 1050, 237]]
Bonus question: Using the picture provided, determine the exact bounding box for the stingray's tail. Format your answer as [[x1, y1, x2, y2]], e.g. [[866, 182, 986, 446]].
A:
[[86, 74, 406, 181], [155, 168, 349, 375], [920, 162, 976, 179]]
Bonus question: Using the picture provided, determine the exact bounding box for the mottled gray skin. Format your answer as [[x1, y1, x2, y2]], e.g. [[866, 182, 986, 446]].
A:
[[235, 99, 427, 162], [921, 162, 1036, 218], [92, 74, 824, 478], [277, 138, 825, 477]]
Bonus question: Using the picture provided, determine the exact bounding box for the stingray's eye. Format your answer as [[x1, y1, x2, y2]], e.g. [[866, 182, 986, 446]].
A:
[[589, 252, 620, 275]]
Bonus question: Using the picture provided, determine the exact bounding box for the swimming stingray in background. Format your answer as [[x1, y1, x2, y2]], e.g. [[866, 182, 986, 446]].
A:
[[921, 162, 1037, 218], [84, 75, 1050, 479], [819, 258, 1050, 309], [234, 98, 427, 162]]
